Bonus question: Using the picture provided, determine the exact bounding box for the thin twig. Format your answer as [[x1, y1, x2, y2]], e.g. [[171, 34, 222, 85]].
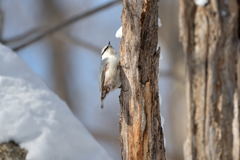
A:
[[59, 34, 101, 53], [13, 0, 121, 51]]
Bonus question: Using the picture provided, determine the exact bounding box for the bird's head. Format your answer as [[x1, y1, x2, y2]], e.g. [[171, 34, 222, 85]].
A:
[[101, 41, 115, 56]]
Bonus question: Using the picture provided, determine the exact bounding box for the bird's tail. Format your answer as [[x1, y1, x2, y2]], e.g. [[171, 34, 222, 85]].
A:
[[100, 88, 108, 109], [100, 100, 104, 109], [100, 91, 106, 109]]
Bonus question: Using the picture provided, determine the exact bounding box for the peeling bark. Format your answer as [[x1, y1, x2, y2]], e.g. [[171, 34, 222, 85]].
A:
[[119, 0, 166, 160], [179, 0, 240, 160]]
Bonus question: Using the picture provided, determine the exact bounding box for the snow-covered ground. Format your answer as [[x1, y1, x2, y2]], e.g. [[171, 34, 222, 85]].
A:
[[0, 44, 112, 160]]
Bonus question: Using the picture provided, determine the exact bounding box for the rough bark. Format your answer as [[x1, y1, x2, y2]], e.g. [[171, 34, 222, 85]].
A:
[[237, 44, 240, 160], [179, 1, 239, 160], [0, 141, 27, 160], [119, 0, 166, 160]]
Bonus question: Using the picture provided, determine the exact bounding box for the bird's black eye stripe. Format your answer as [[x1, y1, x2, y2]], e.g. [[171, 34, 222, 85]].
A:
[[101, 46, 109, 55]]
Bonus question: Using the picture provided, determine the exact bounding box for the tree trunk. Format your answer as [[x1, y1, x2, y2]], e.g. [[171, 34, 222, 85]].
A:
[[179, 1, 239, 160], [119, 0, 166, 160], [42, 0, 74, 110], [236, 43, 240, 160]]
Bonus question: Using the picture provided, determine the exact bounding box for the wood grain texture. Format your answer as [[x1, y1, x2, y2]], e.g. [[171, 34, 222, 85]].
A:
[[179, 0, 240, 160], [119, 0, 166, 160]]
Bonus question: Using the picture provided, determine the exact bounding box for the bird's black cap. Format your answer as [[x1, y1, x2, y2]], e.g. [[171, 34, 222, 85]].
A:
[[101, 41, 112, 55]]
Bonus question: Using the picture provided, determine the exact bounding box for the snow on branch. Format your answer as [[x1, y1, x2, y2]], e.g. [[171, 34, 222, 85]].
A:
[[0, 44, 111, 160]]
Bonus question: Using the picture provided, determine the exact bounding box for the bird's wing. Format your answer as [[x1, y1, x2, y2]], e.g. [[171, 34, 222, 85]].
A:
[[100, 58, 108, 108], [100, 58, 107, 89]]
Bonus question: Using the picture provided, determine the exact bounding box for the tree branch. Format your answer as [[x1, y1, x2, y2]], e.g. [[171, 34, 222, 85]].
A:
[[2, 27, 42, 45], [12, 0, 121, 51], [56, 33, 101, 53]]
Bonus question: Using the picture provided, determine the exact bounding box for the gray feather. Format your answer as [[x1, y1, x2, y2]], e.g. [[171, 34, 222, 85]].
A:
[[100, 58, 108, 108]]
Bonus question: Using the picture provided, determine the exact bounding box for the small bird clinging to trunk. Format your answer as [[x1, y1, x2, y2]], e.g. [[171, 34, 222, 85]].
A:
[[100, 42, 121, 108]]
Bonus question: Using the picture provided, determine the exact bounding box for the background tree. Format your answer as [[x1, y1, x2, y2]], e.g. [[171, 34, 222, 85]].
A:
[[158, 1, 187, 159], [119, 0, 166, 159], [179, 0, 239, 160], [41, 0, 74, 110], [0, 0, 191, 159]]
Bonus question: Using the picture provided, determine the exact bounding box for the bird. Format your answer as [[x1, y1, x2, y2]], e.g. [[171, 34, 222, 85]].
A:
[[100, 42, 121, 108]]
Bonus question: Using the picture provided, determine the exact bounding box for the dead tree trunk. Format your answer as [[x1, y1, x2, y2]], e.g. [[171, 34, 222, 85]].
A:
[[238, 47, 240, 160], [119, 0, 166, 160], [179, 1, 240, 160]]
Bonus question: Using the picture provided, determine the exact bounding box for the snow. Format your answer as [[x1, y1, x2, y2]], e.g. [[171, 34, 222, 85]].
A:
[[161, 113, 166, 147], [0, 44, 112, 160], [160, 114, 164, 128], [158, 18, 162, 27], [115, 26, 122, 38], [159, 95, 164, 130], [194, 0, 208, 6], [160, 96, 166, 146], [115, 19, 161, 38]]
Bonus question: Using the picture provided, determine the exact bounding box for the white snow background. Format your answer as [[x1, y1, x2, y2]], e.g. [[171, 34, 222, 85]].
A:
[[0, 43, 112, 160]]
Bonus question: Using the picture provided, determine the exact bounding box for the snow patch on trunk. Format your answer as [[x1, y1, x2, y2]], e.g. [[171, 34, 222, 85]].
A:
[[158, 18, 162, 27], [115, 26, 122, 38], [194, 0, 208, 6]]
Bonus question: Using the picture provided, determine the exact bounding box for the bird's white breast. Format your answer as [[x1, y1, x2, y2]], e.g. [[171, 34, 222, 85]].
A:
[[102, 51, 119, 85]]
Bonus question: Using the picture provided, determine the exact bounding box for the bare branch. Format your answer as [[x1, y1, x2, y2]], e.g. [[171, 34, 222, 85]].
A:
[[56, 33, 101, 53], [2, 27, 42, 45], [12, 0, 121, 51]]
